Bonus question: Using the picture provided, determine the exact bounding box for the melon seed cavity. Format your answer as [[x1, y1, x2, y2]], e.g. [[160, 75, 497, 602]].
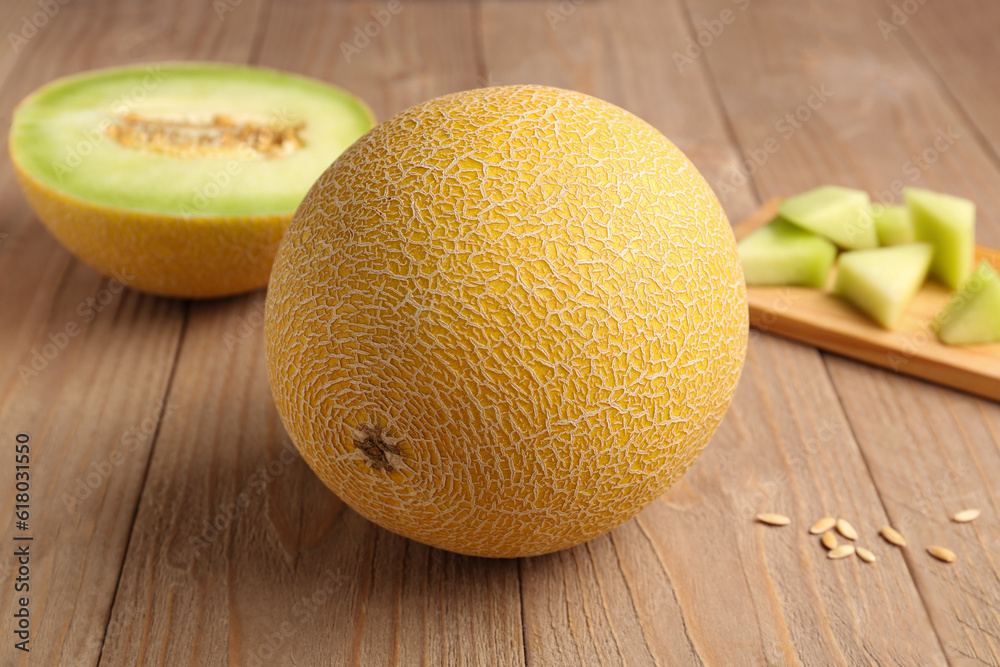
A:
[[106, 113, 305, 159]]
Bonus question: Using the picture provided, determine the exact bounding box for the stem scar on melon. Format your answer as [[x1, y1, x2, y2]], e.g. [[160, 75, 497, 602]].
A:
[[349, 423, 406, 473]]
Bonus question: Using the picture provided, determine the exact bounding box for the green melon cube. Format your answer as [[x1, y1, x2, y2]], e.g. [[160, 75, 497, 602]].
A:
[[834, 243, 933, 329], [738, 218, 837, 288], [778, 186, 877, 250], [933, 260, 1000, 345], [873, 204, 914, 246], [904, 187, 975, 289]]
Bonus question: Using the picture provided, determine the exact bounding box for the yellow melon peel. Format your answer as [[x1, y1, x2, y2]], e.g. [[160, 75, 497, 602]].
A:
[[266, 85, 748, 558], [14, 165, 287, 298]]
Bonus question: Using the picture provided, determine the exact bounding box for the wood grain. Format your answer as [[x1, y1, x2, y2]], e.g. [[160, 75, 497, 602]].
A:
[[0, 0, 269, 664], [682, 0, 1000, 663], [1, 0, 999, 664], [97, 3, 526, 666], [879, 0, 1000, 166], [479, 0, 944, 664], [734, 198, 1000, 401]]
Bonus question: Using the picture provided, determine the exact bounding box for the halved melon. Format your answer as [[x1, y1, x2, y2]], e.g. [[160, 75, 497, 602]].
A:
[[10, 62, 375, 298]]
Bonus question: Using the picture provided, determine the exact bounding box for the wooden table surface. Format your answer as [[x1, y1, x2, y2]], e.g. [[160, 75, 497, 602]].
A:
[[2, 0, 999, 664]]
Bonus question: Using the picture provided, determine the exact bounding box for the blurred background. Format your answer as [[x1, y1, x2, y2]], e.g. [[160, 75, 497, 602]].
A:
[[2, 0, 999, 665]]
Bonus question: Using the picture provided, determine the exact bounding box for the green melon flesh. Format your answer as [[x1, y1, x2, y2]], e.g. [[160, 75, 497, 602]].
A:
[[9, 63, 375, 216], [934, 260, 1000, 345], [738, 218, 837, 287], [873, 204, 914, 246], [904, 187, 975, 290], [834, 243, 933, 329], [778, 186, 877, 250]]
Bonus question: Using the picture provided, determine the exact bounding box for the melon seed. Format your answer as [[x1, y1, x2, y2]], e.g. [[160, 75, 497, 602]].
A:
[[836, 519, 858, 541], [810, 517, 836, 535], [757, 513, 791, 526], [879, 526, 907, 547], [821, 531, 839, 550], [952, 509, 981, 523], [927, 546, 957, 563], [828, 545, 856, 560]]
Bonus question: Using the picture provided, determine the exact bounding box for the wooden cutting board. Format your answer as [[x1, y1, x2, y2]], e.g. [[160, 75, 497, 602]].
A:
[[733, 198, 1000, 401]]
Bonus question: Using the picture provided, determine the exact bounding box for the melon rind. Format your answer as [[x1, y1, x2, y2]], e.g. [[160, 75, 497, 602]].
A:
[[905, 187, 975, 290], [12, 167, 288, 298], [934, 260, 1000, 345], [738, 218, 836, 287], [779, 185, 877, 250], [265, 85, 748, 558]]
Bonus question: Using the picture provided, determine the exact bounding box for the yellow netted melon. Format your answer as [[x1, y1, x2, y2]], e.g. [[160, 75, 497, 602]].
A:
[[265, 85, 748, 558], [10, 63, 374, 298]]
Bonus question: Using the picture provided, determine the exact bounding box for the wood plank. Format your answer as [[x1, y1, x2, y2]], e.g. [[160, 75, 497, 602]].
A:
[[97, 3, 526, 665], [681, 0, 1000, 662], [734, 198, 1000, 402], [0, 0, 269, 665], [878, 0, 1000, 165], [480, 0, 945, 664]]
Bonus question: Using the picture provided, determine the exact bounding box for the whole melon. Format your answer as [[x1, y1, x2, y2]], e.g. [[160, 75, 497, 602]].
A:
[[265, 85, 747, 558]]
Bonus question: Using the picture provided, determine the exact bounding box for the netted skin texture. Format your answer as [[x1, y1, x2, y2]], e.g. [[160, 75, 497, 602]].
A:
[[265, 85, 747, 558]]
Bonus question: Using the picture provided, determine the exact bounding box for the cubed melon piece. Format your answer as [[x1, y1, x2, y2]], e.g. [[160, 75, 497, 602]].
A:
[[904, 187, 975, 289], [933, 260, 1000, 345], [834, 243, 933, 328], [778, 186, 877, 250], [738, 218, 837, 287], [873, 204, 914, 246]]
